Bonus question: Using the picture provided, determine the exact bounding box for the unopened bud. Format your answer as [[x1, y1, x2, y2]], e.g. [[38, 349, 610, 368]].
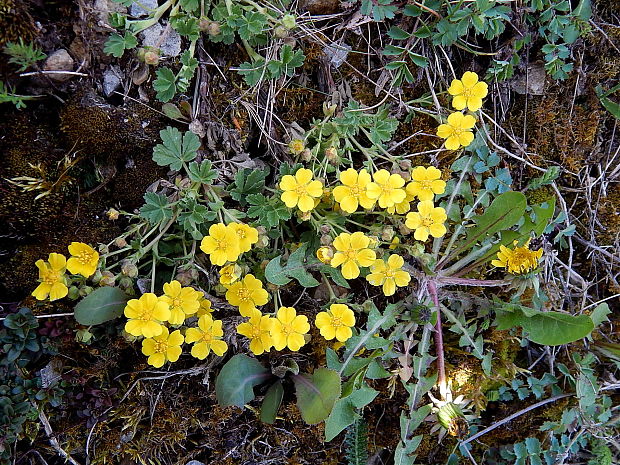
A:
[[281, 14, 296, 30], [199, 18, 211, 32], [118, 276, 134, 291], [98, 244, 110, 254], [288, 138, 305, 155], [325, 146, 338, 165], [207, 21, 221, 36], [144, 50, 159, 66], [298, 210, 311, 221], [381, 226, 395, 242], [274, 25, 288, 38], [320, 224, 331, 235], [114, 237, 128, 248], [282, 37, 296, 48], [99, 271, 116, 287], [107, 208, 120, 220], [121, 260, 138, 278], [300, 148, 312, 162], [399, 159, 412, 171], [68, 286, 80, 300], [399, 223, 412, 236], [316, 246, 334, 264], [323, 102, 337, 117], [176, 269, 198, 286], [320, 234, 332, 246], [437, 402, 468, 437], [79, 286, 94, 297], [367, 235, 379, 249]]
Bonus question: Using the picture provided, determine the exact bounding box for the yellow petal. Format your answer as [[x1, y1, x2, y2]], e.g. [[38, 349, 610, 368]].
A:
[[383, 279, 396, 296], [281, 190, 299, 208], [191, 342, 209, 359], [306, 180, 323, 197], [340, 168, 358, 186], [467, 97, 483, 112], [445, 135, 461, 151], [461, 114, 477, 129], [32, 283, 50, 300], [297, 194, 315, 212], [472, 81, 488, 98], [166, 346, 182, 362], [148, 353, 166, 368], [414, 227, 430, 242], [48, 253, 66, 271], [387, 254, 404, 269], [279, 174, 297, 191], [49, 282, 68, 301], [356, 249, 377, 267], [341, 260, 360, 279], [458, 131, 474, 147], [349, 231, 369, 250], [447, 112, 464, 126], [461, 71, 479, 88], [429, 223, 447, 238], [168, 330, 184, 346], [452, 95, 467, 111], [448, 79, 464, 95], [335, 326, 352, 342], [320, 325, 336, 340], [295, 168, 313, 185]]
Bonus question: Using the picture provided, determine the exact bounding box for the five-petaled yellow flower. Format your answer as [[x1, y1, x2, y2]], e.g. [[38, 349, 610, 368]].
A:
[[366, 254, 411, 296], [332, 168, 375, 213], [237, 309, 275, 355], [200, 223, 241, 266], [124, 293, 170, 338], [491, 239, 543, 275], [406, 166, 446, 201], [219, 263, 241, 286], [448, 71, 488, 112], [32, 253, 69, 301], [315, 304, 355, 342], [366, 169, 406, 209], [160, 280, 201, 325], [330, 232, 377, 280], [387, 189, 415, 215], [66, 242, 99, 277], [230, 223, 259, 253], [279, 168, 323, 212], [436, 112, 476, 151], [271, 307, 310, 351], [405, 201, 447, 242], [185, 314, 228, 359], [225, 274, 269, 316], [141, 327, 184, 368]]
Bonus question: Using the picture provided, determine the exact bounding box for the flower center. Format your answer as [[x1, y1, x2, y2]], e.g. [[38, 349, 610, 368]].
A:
[[349, 185, 362, 196], [237, 287, 252, 302], [295, 184, 308, 195], [384, 269, 395, 278], [345, 249, 357, 260], [450, 126, 464, 136], [200, 332, 213, 343], [331, 316, 343, 328], [78, 251, 93, 264], [216, 239, 229, 250], [280, 323, 293, 336], [153, 340, 167, 353], [462, 87, 473, 98], [43, 271, 58, 285], [380, 184, 393, 196], [419, 180, 434, 190], [172, 297, 182, 308], [250, 326, 262, 338], [421, 216, 434, 227]]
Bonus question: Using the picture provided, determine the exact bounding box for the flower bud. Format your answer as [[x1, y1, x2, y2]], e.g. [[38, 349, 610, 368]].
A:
[[136, 48, 146, 62], [282, 37, 296, 48], [399, 159, 412, 171], [79, 286, 94, 297], [325, 146, 339, 165], [274, 25, 289, 39], [381, 226, 395, 242], [75, 328, 93, 344], [323, 102, 337, 117], [207, 21, 221, 36], [288, 138, 305, 155], [320, 234, 332, 246], [121, 260, 138, 278], [99, 271, 116, 287], [114, 237, 128, 248], [98, 244, 110, 254], [437, 402, 468, 437], [107, 208, 120, 220], [320, 224, 331, 235], [118, 276, 134, 292], [399, 223, 412, 236], [91, 270, 103, 284], [298, 210, 311, 221], [281, 14, 296, 30], [176, 268, 198, 286], [367, 235, 379, 249], [144, 50, 159, 66], [199, 18, 211, 32], [68, 286, 80, 300], [300, 148, 312, 162], [316, 246, 334, 264]]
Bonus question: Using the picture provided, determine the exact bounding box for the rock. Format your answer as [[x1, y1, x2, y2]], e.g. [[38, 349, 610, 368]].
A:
[[130, 0, 158, 17], [43, 49, 75, 82], [103, 65, 123, 97], [93, 0, 127, 27], [186, 461, 205, 465], [140, 22, 182, 57], [511, 63, 546, 96], [323, 43, 351, 69]]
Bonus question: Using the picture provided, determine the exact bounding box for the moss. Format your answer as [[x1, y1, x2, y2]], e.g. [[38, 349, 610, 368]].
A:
[[0, 0, 36, 47]]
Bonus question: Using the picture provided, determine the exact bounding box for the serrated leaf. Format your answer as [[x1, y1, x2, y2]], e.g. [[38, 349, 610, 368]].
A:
[[172, 16, 200, 40], [294, 368, 341, 424], [154, 67, 177, 102], [187, 160, 218, 184], [215, 354, 271, 407], [265, 243, 320, 288], [388, 26, 411, 40], [229, 168, 268, 205], [104, 31, 137, 58], [153, 126, 200, 171], [267, 45, 305, 78], [74, 287, 129, 326], [237, 12, 267, 41], [238, 59, 267, 86], [247, 194, 291, 228], [162, 103, 187, 121], [179, 0, 198, 12], [139, 192, 173, 224]]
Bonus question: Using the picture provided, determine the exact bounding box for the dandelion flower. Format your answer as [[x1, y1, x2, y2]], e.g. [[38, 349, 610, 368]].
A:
[[200, 223, 241, 266], [160, 280, 201, 325], [406, 166, 446, 201], [448, 71, 488, 112], [315, 303, 355, 342], [225, 274, 269, 316], [437, 112, 476, 151], [366, 169, 406, 209], [230, 223, 259, 253], [330, 232, 377, 279], [32, 253, 69, 301], [219, 263, 241, 286], [237, 309, 275, 355], [366, 254, 411, 296], [279, 168, 323, 212], [491, 239, 543, 275], [332, 168, 375, 213], [66, 242, 99, 277], [185, 314, 228, 358], [271, 307, 310, 351], [405, 201, 447, 242], [124, 293, 170, 338], [141, 327, 184, 368]]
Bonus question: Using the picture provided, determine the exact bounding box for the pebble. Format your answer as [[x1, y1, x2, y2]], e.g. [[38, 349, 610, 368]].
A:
[[140, 22, 182, 57], [130, 0, 158, 18], [43, 49, 75, 82], [103, 65, 123, 97]]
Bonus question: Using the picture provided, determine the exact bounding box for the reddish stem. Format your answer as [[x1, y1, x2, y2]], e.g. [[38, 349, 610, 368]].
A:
[[427, 280, 446, 398]]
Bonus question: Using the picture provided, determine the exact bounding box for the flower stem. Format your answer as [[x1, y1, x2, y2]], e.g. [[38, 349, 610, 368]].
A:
[[427, 279, 446, 400]]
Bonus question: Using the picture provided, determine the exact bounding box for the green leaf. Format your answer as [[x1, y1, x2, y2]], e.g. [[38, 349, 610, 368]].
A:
[[74, 287, 130, 326], [495, 303, 594, 345], [265, 243, 320, 288], [179, 0, 199, 12], [260, 380, 284, 424], [153, 126, 200, 171], [172, 16, 200, 40], [324, 397, 359, 441], [139, 192, 173, 224], [589, 303, 611, 327], [153, 67, 177, 103], [526, 166, 561, 190], [247, 194, 291, 228], [238, 59, 267, 86], [595, 84, 620, 120], [162, 103, 188, 121], [229, 168, 268, 206], [387, 26, 411, 40], [294, 368, 341, 424], [103, 31, 137, 58], [237, 12, 267, 41], [573, 0, 592, 20], [215, 354, 271, 407], [267, 45, 305, 78], [187, 160, 218, 184]]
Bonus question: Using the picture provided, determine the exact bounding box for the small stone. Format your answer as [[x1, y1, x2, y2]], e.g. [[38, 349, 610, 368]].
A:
[[43, 49, 75, 82], [511, 62, 546, 96], [103, 65, 123, 97], [94, 0, 127, 27], [130, 0, 158, 17], [140, 22, 182, 57], [186, 461, 205, 465]]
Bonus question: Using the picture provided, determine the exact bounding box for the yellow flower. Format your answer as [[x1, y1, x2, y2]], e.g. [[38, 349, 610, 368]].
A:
[[160, 280, 201, 325], [437, 112, 476, 151], [124, 293, 170, 338], [279, 168, 323, 212], [332, 168, 375, 213], [366, 169, 406, 209], [406, 166, 446, 201], [405, 201, 447, 242], [237, 309, 275, 355], [219, 263, 241, 286], [66, 242, 99, 277], [141, 327, 184, 368], [200, 223, 241, 266], [32, 253, 69, 301], [315, 303, 355, 342], [491, 239, 543, 275], [316, 246, 334, 264], [448, 71, 488, 112], [225, 274, 269, 316], [289, 138, 305, 155], [230, 223, 259, 253], [387, 189, 415, 215], [196, 295, 214, 317], [271, 307, 310, 351], [330, 232, 377, 279], [366, 254, 411, 296], [185, 314, 228, 359]]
